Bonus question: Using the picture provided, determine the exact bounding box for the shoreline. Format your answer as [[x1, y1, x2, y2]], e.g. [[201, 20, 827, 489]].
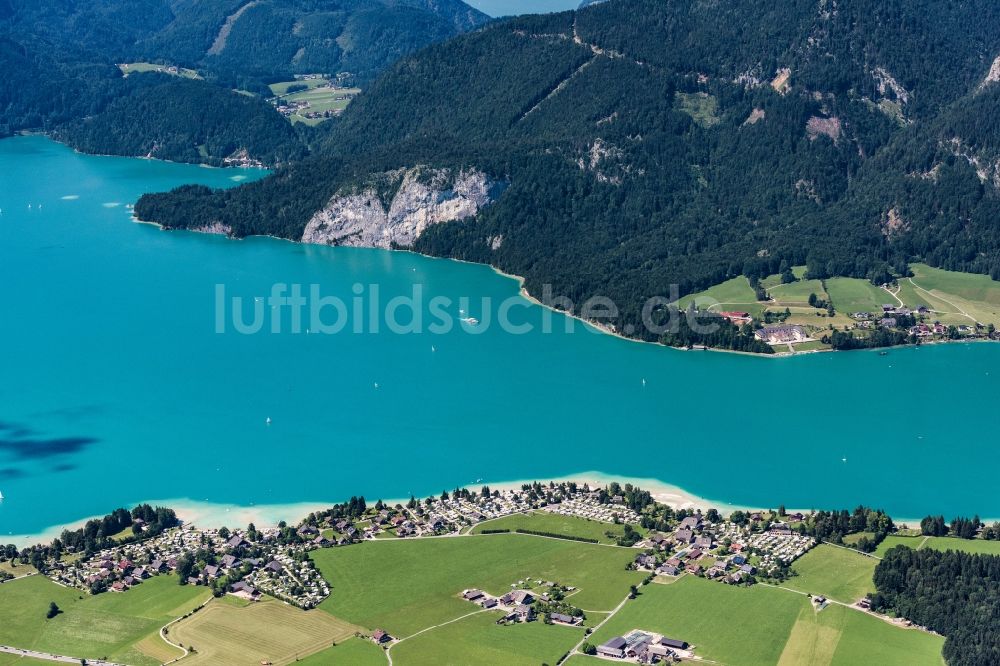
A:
[[5, 471, 957, 548]]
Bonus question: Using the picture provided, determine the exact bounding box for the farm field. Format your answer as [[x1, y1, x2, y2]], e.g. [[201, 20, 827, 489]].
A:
[[295, 637, 387, 665], [0, 574, 208, 666], [588, 576, 942, 666], [470, 511, 644, 544], [313, 534, 643, 637], [118, 62, 201, 79], [389, 610, 584, 665], [784, 545, 877, 603], [169, 596, 363, 665]]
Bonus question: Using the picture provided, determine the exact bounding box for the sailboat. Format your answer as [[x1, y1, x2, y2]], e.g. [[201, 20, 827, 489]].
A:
[[0, 490, 5, 500], [266, 417, 272, 425]]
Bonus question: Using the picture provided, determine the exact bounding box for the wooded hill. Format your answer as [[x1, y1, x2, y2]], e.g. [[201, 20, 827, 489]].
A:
[[0, 0, 489, 161], [136, 0, 1000, 342]]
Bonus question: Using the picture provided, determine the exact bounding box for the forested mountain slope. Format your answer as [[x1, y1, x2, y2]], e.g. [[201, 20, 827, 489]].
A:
[[126, 0, 999, 339], [0, 0, 489, 148]]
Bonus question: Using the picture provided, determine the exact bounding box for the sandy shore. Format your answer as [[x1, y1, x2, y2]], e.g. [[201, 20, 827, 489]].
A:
[[6, 470, 948, 548]]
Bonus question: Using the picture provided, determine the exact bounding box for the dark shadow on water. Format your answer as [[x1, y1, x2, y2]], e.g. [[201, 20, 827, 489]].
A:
[[0, 420, 99, 460]]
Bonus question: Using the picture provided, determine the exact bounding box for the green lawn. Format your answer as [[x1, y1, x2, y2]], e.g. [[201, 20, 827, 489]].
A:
[[313, 535, 643, 637], [784, 545, 877, 603], [825, 278, 893, 314], [390, 610, 583, 665], [590, 576, 805, 665], [470, 511, 644, 544], [677, 276, 760, 313], [296, 637, 388, 665], [0, 574, 208, 665]]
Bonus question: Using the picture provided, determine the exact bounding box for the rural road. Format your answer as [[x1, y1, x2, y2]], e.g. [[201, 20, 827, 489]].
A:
[[0, 644, 125, 665]]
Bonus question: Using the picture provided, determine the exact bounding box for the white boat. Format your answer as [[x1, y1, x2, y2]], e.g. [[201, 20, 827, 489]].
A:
[[0, 491, 4, 500], [266, 417, 272, 425], [461, 317, 479, 325]]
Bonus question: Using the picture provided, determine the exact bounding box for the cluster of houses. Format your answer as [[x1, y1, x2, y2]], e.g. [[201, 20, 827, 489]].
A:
[[461, 582, 583, 627], [48, 524, 330, 608], [634, 513, 815, 584], [595, 630, 692, 663], [853, 304, 986, 339]]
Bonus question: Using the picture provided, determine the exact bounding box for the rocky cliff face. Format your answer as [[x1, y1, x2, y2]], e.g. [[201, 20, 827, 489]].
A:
[[301, 167, 500, 249]]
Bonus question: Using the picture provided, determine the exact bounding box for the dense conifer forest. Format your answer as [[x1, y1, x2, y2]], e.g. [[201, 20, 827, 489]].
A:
[[872, 548, 1000, 666]]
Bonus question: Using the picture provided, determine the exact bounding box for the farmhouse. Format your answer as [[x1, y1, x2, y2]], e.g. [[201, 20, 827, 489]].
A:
[[597, 636, 627, 658]]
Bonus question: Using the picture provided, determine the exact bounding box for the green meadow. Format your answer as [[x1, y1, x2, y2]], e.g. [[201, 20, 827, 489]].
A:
[[784, 545, 877, 603], [590, 576, 805, 665], [768, 278, 828, 306], [0, 574, 208, 666], [824, 278, 893, 314], [313, 534, 643, 637], [677, 276, 760, 313], [390, 611, 583, 665], [778, 601, 943, 666], [470, 511, 644, 544]]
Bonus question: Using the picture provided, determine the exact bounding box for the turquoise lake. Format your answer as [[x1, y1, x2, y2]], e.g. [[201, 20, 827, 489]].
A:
[[1, 135, 999, 537]]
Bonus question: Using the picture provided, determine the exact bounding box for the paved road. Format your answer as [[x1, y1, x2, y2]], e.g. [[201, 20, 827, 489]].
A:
[[0, 644, 126, 665]]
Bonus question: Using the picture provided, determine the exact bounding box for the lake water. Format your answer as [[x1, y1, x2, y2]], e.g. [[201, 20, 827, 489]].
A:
[[1, 136, 999, 538]]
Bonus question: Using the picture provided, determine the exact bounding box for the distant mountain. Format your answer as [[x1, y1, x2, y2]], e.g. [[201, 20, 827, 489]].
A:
[[0, 0, 489, 149], [128, 1, 1000, 344]]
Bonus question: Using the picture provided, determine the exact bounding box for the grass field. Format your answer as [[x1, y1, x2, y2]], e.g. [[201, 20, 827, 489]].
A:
[[118, 62, 201, 79], [768, 278, 828, 306], [875, 534, 1000, 557], [777, 601, 943, 666], [825, 278, 893, 314], [390, 610, 584, 665], [313, 535, 643, 637], [590, 576, 806, 665], [169, 596, 363, 665], [269, 77, 360, 125], [470, 511, 644, 544], [296, 637, 387, 665], [0, 655, 54, 666], [784, 545, 877, 603], [589, 576, 941, 666], [906, 264, 1000, 325], [677, 276, 760, 314], [676, 92, 720, 128], [0, 574, 208, 666]]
